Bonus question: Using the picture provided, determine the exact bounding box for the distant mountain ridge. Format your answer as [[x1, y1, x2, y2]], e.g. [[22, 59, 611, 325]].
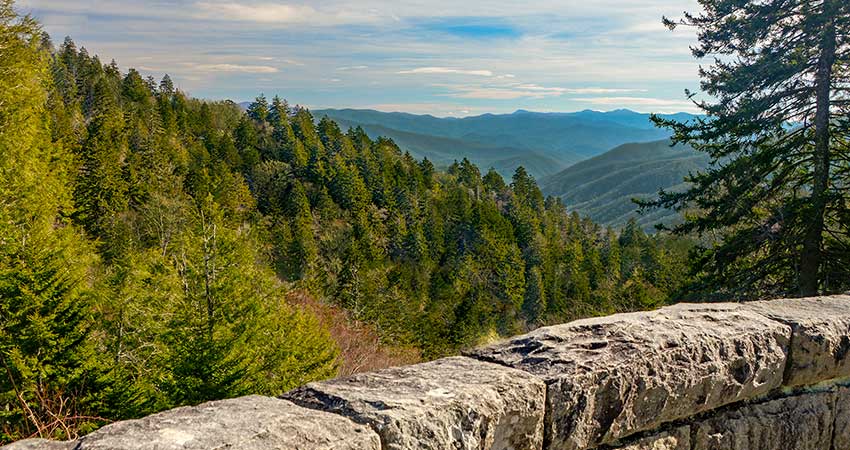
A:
[[309, 108, 700, 179], [236, 103, 701, 179], [237, 103, 706, 228], [540, 139, 711, 230]]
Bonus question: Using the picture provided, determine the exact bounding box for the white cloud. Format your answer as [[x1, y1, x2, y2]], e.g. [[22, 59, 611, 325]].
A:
[[281, 59, 305, 66], [438, 83, 647, 100], [24, 0, 705, 114], [397, 67, 494, 77], [193, 1, 381, 26], [574, 96, 700, 112], [562, 87, 649, 94], [195, 2, 311, 23], [515, 84, 566, 93], [192, 63, 279, 73], [442, 83, 566, 100]]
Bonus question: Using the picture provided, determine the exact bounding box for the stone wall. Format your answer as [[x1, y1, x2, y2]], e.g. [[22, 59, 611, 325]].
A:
[[5, 295, 850, 450]]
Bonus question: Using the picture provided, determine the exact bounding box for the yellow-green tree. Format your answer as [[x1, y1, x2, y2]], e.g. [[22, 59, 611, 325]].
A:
[[0, 1, 105, 439]]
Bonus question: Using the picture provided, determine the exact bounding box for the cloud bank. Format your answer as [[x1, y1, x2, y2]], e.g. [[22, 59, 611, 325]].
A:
[[19, 0, 704, 115]]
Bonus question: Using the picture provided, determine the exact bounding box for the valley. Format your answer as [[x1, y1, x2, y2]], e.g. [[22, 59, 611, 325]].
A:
[[311, 108, 706, 228]]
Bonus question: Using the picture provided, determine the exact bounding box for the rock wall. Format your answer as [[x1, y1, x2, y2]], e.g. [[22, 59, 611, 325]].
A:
[[5, 295, 850, 450]]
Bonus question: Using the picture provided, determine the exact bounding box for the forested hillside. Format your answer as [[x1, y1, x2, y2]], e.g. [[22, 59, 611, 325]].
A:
[[540, 140, 711, 229], [2, 0, 849, 444], [314, 108, 698, 179], [314, 116, 573, 180], [0, 2, 693, 441]]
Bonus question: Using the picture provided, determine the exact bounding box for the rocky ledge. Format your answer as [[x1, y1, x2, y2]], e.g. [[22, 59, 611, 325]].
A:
[[5, 295, 850, 450]]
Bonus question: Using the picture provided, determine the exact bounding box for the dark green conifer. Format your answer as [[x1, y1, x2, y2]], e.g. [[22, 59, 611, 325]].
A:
[[645, 0, 850, 297]]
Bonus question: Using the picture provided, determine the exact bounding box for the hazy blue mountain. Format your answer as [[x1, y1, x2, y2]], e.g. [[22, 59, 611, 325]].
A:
[[539, 140, 711, 230], [312, 108, 698, 179], [327, 116, 573, 179]]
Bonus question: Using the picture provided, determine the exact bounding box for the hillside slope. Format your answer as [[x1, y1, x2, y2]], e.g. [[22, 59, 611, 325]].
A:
[[540, 140, 711, 229], [327, 117, 573, 179], [313, 108, 698, 179]]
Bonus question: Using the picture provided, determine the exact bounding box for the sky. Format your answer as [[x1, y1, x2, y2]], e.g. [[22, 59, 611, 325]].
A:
[[19, 0, 706, 117]]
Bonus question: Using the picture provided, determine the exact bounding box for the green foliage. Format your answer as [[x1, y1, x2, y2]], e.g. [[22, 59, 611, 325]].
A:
[[0, 2, 105, 439], [237, 92, 692, 357], [0, 229, 105, 440], [159, 197, 336, 405], [314, 108, 700, 180], [540, 140, 710, 230], [0, 2, 338, 441], [644, 0, 850, 299], [0, 1, 696, 442]]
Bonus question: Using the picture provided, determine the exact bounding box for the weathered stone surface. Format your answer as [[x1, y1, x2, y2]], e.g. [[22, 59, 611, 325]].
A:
[[467, 305, 790, 450], [0, 439, 73, 450], [745, 295, 850, 387], [284, 356, 546, 450], [833, 387, 850, 450], [77, 395, 380, 450], [691, 390, 836, 450], [614, 426, 691, 450]]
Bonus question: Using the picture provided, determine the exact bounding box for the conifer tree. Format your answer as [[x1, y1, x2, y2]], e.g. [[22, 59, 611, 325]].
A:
[[74, 76, 130, 246], [158, 74, 174, 97], [522, 266, 546, 326], [165, 196, 336, 405], [0, 3, 109, 438], [269, 95, 289, 123], [287, 181, 318, 281], [246, 94, 269, 124], [483, 168, 507, 195], [646, 0, 850, 297], [233, 116, 259, 172]]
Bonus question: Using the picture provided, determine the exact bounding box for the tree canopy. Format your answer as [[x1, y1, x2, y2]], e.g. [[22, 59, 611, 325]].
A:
[[645, 0, 850, 299], [0, 0, 692, 441]]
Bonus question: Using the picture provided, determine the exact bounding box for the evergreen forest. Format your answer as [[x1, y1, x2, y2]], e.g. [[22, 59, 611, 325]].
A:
[[3, 0, 848, 442], [0, 1, 691, 440]]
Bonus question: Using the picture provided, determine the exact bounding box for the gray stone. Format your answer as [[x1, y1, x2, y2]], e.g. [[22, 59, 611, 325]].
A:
[[467, 305, 790, 450], [745, 295, 850, 387], [0, 439, 73, 450], [691, 390, 836, 450], [283, 356, 546, 450], [834, 387, 850, 450], [614, 426, 691, 450], [76, 395, 380, 450]]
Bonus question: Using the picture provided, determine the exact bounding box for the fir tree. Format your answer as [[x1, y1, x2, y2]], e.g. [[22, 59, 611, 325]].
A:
[[645, 0, 850, 298], [0, 3, 110, 438]]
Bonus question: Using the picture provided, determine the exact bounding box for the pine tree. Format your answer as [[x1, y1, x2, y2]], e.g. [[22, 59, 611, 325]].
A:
[[287, 181, 318, 282], [522, 266, 546, 326], [645, 0, 850, 297], [158, 74, 174, 97], [483, 168, 507, 195], [233, 116, 259, 172], [73, 76, 130, 247], [0, 3, 109, 438], [511, 166, 544, 212], [164, 196, 336, 405], [269, 95, 289, 123], [246, 94, 270, 124]]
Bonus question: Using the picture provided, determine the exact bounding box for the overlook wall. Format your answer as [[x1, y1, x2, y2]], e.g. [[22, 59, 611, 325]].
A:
[[6, 295, 850, 450]]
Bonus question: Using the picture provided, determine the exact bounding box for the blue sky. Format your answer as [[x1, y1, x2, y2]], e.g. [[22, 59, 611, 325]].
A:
[[20, 0, 704, 116]]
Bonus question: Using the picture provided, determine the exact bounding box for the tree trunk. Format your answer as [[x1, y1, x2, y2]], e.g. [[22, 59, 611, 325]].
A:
[[800, 4, 837, 297]]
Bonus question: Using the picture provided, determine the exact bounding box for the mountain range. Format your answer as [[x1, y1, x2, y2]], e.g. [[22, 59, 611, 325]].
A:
[[240, 103, 709, 229], [312, 108, 699, 180], [539, 140, 711, 230]]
